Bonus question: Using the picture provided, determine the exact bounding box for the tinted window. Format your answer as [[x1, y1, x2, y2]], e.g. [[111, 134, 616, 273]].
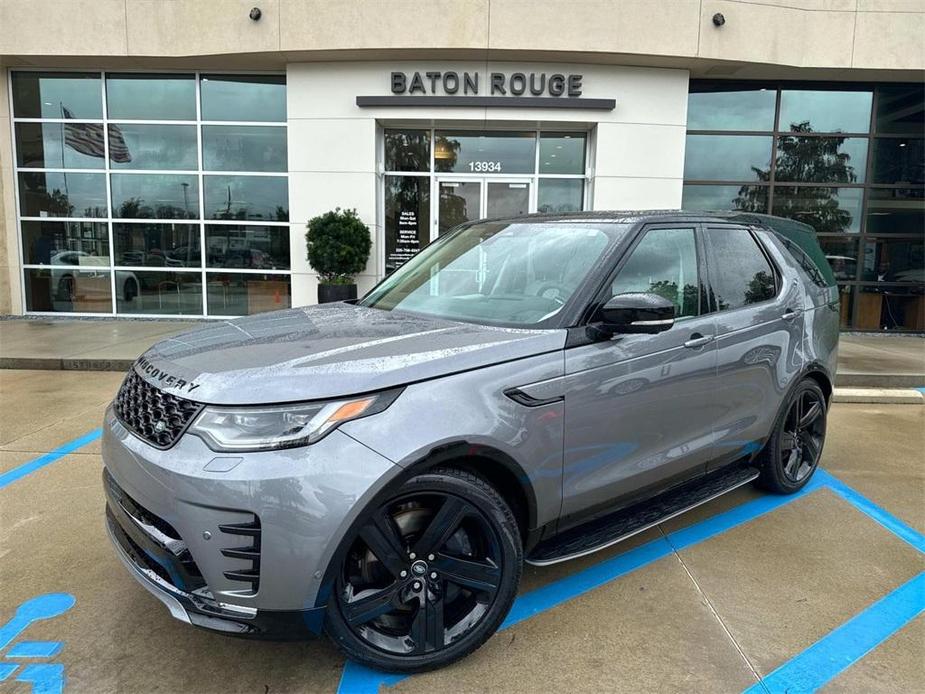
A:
[[684, 135, 772, 181], [200, 75, 286, 122], [202, 125, 288, 172], [384, 129, 430, 172], [12, 72, 101, 119], [611, 228, 700, 319], [433, 131, 535, 174], [106, 74, 196, 120], [687, 86, 776, 131], [538, 133, 585, 174], [107, 124, 198, 170], [778, 90, 872, 133], [705, 228, 777, 311], [682, 184, 768, 213]]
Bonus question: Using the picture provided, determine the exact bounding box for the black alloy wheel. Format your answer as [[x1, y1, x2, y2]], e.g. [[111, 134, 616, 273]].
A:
[[325, 468, 522, 672], [757, 379, 827, 493]]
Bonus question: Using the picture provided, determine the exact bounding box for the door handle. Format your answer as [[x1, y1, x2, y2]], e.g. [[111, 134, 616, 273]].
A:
[[781, 308, 802, 321], [684, 333, 714, 349]]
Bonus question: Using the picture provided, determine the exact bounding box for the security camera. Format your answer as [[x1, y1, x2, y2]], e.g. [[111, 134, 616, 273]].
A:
[[712, 12, 725, 26], [249, 7, 262, 21]]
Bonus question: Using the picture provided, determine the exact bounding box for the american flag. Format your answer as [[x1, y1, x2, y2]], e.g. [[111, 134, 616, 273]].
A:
[[62, 106, 131, 164]]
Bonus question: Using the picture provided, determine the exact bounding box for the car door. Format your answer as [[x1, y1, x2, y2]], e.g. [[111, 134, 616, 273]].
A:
[[702, 224, 805, 470], [560, 224, 719, 520]]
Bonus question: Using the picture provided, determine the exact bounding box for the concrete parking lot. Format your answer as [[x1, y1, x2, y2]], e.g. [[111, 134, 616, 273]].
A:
[[0, 369, 922, 694]]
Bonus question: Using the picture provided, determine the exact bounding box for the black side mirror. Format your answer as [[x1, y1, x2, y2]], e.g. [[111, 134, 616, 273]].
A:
[[598, 292, 676, 335]]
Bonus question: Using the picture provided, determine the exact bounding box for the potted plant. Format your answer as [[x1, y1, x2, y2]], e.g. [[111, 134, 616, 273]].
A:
[[306, 208, 372, 304]]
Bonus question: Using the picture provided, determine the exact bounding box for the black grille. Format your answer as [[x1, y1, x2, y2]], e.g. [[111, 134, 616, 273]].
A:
[[114, 370, 203, 449]]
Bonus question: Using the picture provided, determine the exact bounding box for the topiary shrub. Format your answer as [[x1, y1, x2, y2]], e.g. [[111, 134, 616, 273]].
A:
[[306, 208, 372, 285]]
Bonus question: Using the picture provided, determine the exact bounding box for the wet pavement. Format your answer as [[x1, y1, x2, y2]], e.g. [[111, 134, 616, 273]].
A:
[[0, 369, 922, 693]]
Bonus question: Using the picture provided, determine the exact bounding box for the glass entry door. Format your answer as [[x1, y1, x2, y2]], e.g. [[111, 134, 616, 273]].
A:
[[436, 178, 532, 236]]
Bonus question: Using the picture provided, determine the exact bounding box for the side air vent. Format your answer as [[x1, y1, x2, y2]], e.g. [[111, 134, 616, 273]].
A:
[[219, 517, 261, 594]]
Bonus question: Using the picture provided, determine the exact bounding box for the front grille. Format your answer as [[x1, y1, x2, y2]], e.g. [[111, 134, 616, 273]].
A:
[[114, 369, 203, 449]]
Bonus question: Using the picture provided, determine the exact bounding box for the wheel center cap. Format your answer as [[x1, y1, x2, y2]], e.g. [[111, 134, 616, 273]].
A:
[[411, 560, 428, 576]]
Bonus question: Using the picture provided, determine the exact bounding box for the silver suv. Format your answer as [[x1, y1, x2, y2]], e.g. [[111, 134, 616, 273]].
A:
[[102, 211, 839, 672]]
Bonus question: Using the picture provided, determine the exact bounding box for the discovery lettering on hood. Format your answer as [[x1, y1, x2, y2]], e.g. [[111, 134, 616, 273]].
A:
[[135, 356, 201, 394]]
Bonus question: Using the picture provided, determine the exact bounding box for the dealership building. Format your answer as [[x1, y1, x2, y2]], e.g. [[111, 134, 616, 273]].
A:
[[0, 0, 922, 330]]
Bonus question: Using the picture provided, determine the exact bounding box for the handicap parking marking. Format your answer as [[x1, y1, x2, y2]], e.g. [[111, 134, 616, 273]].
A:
[[0, 429, 101, 491], [336, 470, 925, 694], [0, 593, 75, 694]]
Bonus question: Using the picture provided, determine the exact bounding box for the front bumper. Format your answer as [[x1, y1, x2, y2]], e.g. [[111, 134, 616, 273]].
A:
[[101, 405, 399, 631]]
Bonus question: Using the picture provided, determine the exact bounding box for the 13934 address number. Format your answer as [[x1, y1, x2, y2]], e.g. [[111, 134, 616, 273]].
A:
[[467, 161, 503, 173]]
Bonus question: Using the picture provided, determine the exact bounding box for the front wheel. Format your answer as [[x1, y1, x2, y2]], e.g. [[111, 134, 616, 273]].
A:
[[757, 379, 828, 494], [325, 467, 522, 673]]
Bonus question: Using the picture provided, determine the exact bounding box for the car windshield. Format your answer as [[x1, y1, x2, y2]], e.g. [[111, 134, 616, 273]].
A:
[[360, 221, 630, 327]]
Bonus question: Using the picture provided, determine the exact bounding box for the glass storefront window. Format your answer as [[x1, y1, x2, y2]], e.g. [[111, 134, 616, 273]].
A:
[[115, 270, 203, 315], [384, 175, 430, 274], [871, 138, 924, 185], [107, 124, 198, 170], [200, 75, 286, 122], [817, 236, 859, 281], [539, 133, 586, 174], [774, 136, 868, 184], [106, 74, 196, 120], [861, 238, 924, 284], [866, 189, 924, 235], [111, 174, 199, 219], [778, 90, 872, 133], [19, 172, 107, 218], [434, 131, 535, 174], [15, 123, 106, 169], [875, 84, 925, 135], [205, 225, 290, 270], [682, 184, 769, 213], [203, 175, 289, 221], [114, 223, 201, 268], [855, 285, 925, 331], [687, 86, 776, 131], [13, 70, 289, 317], [21, 221, 110, 265], [202, 126, 287, 172], [772, 187, 863, 234], [683, 135, 772, 181], [12, 72, 101, 119], [385, 130, 430, 172], [537, 179, 583, 213], [206, 273, 291, 316], [24, 267, 112, 313]]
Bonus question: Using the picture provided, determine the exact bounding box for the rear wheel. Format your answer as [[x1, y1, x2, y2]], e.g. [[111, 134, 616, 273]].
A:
[[325, 467, 522, 672], [757, 379, 827, 494]]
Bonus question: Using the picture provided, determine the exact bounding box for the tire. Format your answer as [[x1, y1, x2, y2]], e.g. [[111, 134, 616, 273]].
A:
[[756, 379, 828, 494], [325, 467, 523, 673]]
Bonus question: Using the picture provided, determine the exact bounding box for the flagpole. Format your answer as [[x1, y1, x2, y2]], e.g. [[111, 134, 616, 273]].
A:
[[59, 101, 70, 216]]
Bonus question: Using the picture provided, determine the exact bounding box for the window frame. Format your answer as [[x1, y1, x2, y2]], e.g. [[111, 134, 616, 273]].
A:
[[701, 224, 783, 315], [9, 67, 290, 319]]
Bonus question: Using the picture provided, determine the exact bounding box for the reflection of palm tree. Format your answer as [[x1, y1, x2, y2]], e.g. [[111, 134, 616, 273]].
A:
[[735, 121, 857, 233]]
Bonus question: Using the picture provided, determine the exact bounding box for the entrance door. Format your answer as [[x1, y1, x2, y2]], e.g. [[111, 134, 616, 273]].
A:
[[436, 178, 532, 236]]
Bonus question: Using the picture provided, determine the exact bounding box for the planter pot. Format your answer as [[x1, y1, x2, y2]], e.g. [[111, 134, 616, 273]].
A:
[[318, 283, 357, 304]]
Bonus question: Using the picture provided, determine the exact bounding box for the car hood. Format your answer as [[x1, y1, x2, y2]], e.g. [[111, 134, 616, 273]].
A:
[[133, 303, 566, 405]]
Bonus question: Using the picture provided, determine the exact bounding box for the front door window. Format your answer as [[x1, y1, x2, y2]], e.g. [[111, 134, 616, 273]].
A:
[[437, 179, 532, 235]]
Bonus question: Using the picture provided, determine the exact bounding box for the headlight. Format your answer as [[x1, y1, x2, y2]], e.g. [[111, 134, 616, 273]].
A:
[[188, 389, 401, 452]]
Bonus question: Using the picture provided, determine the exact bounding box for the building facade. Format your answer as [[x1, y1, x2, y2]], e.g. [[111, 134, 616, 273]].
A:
[[1, 0, 923, 330]]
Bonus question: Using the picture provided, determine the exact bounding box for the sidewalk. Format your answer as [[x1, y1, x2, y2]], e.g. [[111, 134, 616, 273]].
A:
[[0, 316, 922, 387]]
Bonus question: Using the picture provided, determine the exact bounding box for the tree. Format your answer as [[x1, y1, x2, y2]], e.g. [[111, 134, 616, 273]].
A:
[[734, 121, 859, 233]]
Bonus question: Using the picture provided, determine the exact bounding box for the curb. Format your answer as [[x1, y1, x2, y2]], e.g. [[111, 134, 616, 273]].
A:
[[0, 357, 135, 372], [836, 373, 925, 389], [832, 387, 925, 405]]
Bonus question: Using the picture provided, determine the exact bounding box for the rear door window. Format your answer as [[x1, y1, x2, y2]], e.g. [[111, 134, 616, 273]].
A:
[[704, 227, 778, 311]]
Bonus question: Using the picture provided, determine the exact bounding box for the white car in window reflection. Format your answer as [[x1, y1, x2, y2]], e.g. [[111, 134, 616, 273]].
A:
[[50, 251, 140, 303]]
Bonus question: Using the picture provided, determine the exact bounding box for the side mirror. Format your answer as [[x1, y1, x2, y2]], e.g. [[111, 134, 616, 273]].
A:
[[598, 292, 676, 335]]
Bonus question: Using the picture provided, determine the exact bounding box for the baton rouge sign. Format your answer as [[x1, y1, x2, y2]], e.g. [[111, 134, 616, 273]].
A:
[[391, 71, 583, 97], [355, 70, 615, 110]]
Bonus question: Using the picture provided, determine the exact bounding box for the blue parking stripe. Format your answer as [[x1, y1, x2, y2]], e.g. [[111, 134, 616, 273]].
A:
[[744, 572, 925, 694], [819, 470, 925, 553], [0, 429, 102, 490], [6, 641, 62, 658]]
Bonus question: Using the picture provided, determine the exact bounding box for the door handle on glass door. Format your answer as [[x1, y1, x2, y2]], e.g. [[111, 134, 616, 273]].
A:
[[684, 333, 714, 349]]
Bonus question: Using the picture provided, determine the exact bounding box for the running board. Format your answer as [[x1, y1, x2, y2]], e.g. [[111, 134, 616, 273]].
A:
[[526, 464, 760, 566]]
